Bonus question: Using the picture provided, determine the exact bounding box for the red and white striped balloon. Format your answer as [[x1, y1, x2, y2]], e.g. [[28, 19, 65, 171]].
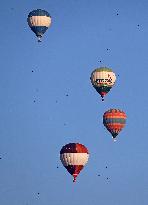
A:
[[60, 143, 89, 182]]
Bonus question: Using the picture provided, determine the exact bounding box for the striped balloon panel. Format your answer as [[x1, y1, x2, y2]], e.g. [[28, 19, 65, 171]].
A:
[[91, 68, 116, 87], [103, 109, 126, 114], [105, 123, 125, 129], [60, 143, 89, 154], [28, 9, 50, 17], [60, 153, 89, 167], [105, 125, 125, 135], [29, 26, 48, 37], [65, 165, 84, 176], [28, 16, 51, 27], [103, 110, 126, 118], [103, 118, 126, 124], [95, 85, 112, 97]]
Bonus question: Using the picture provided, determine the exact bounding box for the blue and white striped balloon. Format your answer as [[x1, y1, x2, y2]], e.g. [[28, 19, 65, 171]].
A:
[[27, 9, 51, 42]]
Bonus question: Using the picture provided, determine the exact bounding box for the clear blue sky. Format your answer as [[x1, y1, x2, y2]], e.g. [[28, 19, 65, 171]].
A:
[[0, 0, 148, 204]]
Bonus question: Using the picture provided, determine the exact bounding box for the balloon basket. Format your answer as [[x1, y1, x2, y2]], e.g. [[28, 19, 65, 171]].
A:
[[37, 37, 42, 43], [112, 137, 117, 142]]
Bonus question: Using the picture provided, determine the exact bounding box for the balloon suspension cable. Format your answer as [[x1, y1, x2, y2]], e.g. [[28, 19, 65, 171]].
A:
[[73, 175, 77, 183], [112, 133, 118, 142], [73, 177, 76, 183], [37, 36, 42, 43]]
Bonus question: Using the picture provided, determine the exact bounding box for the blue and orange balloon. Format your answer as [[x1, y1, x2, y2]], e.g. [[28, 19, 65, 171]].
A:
[[27, 9, 51, 42]]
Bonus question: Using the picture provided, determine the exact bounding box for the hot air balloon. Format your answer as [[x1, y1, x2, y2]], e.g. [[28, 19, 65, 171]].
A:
[[103, 109, 127, 141], [90, 67, 116, 101], [27, 9, 51, 42], [60, 143, 89, 182]]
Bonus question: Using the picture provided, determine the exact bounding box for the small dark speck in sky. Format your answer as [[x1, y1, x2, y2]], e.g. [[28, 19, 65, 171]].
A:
[[11, 8, 14, 10], [64, 123, 66, 126], [137, 24, 140, 27], [107, 48, 110, 51], [0, 157, 2, 159], [32, 70, 34, 73], [33, 100, 36, 103], [57, 166, 59, 168], [99, 60, 101, 63], [107, 177, 109, 180], [37, 193, 40, 195], [66, 94, 69, 97], [98, 174, 100, 176], [56, 100, 58, 103], [106, 166, 108, 168], [117, 13, 119, 16]]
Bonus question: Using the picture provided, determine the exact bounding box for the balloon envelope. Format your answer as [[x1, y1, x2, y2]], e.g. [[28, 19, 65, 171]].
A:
[[27, 9, 51, 41], [60, 143, 89, 182], [90, 67, 116, 100], [103, 109, 127, 140]]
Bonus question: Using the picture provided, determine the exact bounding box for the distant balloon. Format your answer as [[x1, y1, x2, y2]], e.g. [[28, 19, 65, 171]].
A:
[[103, 109, 127, 141], [60, 143, 89, 182], [27, 9, 51, 42], [90, 67, 116, 101]]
